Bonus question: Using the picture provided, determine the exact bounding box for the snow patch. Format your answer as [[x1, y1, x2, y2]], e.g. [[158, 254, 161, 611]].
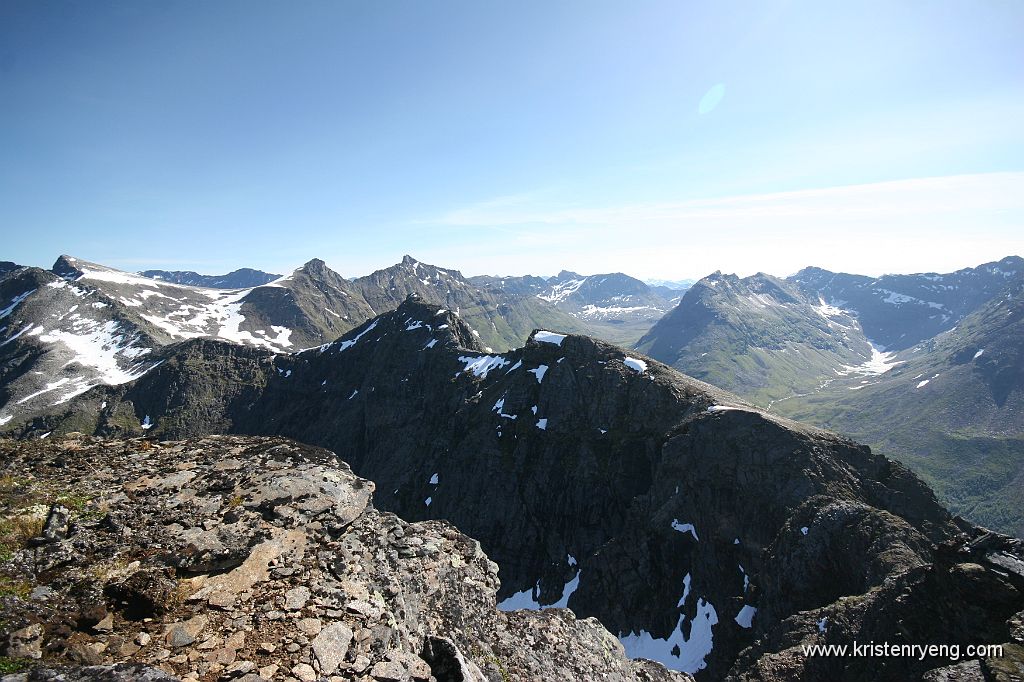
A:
[[497, 582, 542, 611], [619, 598, 719, 673], [0, 290, 36, 319], [671, 520, 699, 541], [735, 605, 756, 629], [624, 357, 648, 374], [336, 320, 380, 352], [458, 354, 510, 378], [533, 331, 567, 346]]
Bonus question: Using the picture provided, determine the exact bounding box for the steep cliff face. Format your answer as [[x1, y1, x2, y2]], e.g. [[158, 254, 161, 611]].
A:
[[11, 298, 1023, 679], [0, 435, 688, 682]]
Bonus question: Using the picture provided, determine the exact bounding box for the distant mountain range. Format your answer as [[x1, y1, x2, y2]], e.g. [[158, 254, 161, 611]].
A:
[[139, 267, 281, 288], [470, 270, 679, 345], [0, 255, 676, 425], [637, 256, 1024, 536]]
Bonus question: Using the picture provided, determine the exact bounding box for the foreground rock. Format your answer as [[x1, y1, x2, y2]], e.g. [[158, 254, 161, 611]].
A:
[[0, 435, 688, 682]]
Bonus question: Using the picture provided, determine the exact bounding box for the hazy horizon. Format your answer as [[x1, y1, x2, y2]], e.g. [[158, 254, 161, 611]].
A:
[[12, 248, 1022, 286], [2, 2, 1022, 279]]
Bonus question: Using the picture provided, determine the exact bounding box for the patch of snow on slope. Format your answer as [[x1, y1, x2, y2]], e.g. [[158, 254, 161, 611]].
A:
[[671, 520, 699, 540], [838, 341, 902, 376], [0, 290, 36, 319], [677, 573, 691, 607], [336, 320, 379, 352], [735, 605, 756, 629], [533, 331, 567, 346], [78, 267, 169, 287], [550, 566, 581, 609], [624, 357, 648, 373], [706, 405, 745, 413], [538, 277, 587, 303], [16, 378, 71, 405], [33, 318, 157, 404], [529, 365, 548, 383], [619, 598, 719, 673], [497, 582, 542, 611], [458, 354, 510, 378], [579, 304, 657, 318]]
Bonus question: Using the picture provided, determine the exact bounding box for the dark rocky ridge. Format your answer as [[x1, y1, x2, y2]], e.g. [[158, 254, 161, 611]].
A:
[[0, 434, 688, 681], [8, 298, 1023, 679]]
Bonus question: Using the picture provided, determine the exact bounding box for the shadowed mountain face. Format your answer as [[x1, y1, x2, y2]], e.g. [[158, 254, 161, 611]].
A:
[[9, 297, 1023, 680], [139, 267, 282, 288], [636, 257, 1024, 537]]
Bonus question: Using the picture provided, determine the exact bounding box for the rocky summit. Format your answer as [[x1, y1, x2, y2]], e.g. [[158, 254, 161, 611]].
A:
[[4, 297, 1023, 680], [0, 434, 688, 682]]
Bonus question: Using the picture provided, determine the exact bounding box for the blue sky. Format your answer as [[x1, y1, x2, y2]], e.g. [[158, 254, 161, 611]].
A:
[[1, 1, 1022, 279]]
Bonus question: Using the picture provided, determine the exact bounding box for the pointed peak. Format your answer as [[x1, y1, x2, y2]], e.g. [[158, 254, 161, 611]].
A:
[[297, 258, 341, 280], [52, 255, 84, 279], [299, 258, 328, 271], [401, 255, 419, 266]]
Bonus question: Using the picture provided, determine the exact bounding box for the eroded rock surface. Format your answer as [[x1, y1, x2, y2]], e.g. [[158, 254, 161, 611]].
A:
[[0, 435, 689, 682]]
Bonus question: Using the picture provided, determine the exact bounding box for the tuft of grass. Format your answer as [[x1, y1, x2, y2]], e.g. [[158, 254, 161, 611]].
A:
[[0, 577, 32, 599], [0, 515, 45, 561], [0, 657, 31, 673]]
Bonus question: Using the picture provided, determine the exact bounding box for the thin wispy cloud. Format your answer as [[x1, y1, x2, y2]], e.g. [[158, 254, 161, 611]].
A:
[[422, 173, 1024, 279]]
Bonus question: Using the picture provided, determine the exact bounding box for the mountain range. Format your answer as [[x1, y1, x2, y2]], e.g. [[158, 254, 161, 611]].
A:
[[470, 269, 679, 345], [5, 295, 1023, 680], [0, 255, 677, 426], [138, 267, 282, 289], [637, 256, 1024, 536], [1, 252, 1023, 679]]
